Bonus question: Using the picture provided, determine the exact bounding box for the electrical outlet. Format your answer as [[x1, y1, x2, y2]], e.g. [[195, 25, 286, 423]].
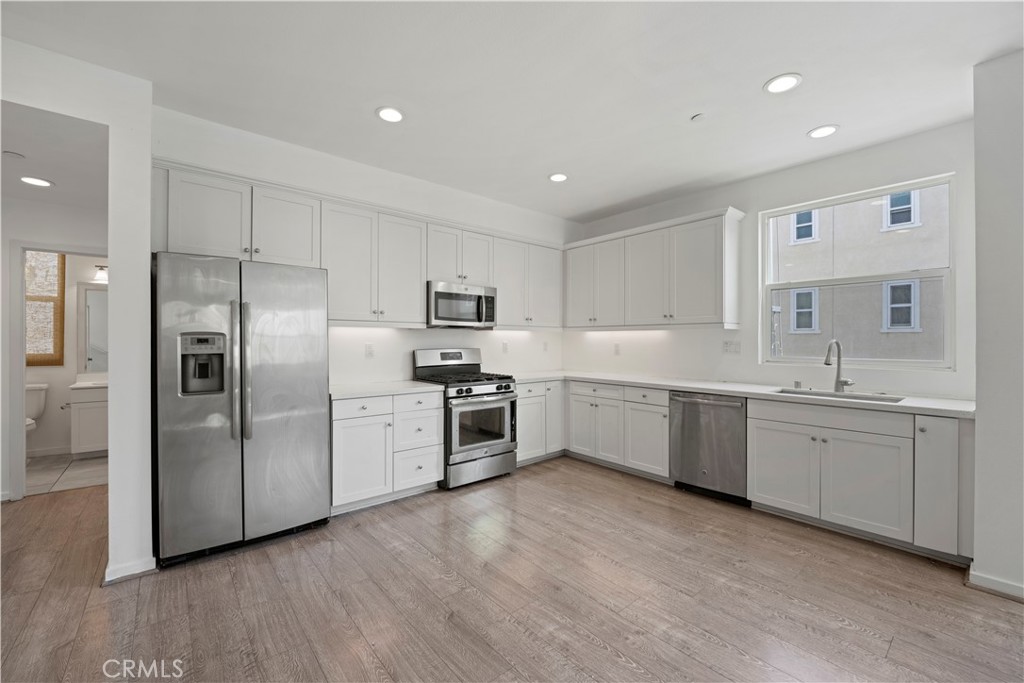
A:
[[502, 341, 509, 354], [722, 340, 741, 354], [542, 341, 548, 352], [364, 343, 374, 359], [613, 342, 621, 356]]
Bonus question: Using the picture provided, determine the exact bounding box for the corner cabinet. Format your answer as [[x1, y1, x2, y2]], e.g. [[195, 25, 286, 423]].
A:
[[516, 381, 565, 464], [493, 240, 562, 327], [623, 208, 742, 328], [565, 240, 624, 327], [167, 170, 321, 268], [568, 383, 624, 465]]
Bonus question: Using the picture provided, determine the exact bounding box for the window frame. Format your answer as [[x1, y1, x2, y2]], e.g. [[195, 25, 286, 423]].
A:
[[25, 251, 66, 367], [882, 279, 921, 332], [789, 287, 820, 334], [789, 209, 818, 244], [759, 173, 955, 370], [882, 189, 922, 231]]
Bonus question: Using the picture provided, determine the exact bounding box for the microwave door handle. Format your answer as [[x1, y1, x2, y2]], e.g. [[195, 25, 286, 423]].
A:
[[477, 295, 485, 324]]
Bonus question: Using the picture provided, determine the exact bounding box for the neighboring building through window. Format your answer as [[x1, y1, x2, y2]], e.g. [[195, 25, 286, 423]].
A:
[[883, 190, 920, 230], [25, 251, 66, 367], [883, 279, 920, 332], [790, 288, 819, 333], [791, 210, 817, 243]]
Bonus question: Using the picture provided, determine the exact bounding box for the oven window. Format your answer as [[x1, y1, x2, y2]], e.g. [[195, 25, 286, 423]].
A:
[[435, 293, 478, 321], [458, 405, 506, 446]]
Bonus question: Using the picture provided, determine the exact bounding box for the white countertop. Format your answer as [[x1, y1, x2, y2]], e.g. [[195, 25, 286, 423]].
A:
[[514, 371, 975, 419], [329, 380, 443, 400], [69, 380, 108, 390]]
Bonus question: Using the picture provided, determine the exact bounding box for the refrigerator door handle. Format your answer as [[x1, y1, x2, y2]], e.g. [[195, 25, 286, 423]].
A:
[[242, 301, 254, 440], [231, 299, 242, 440]]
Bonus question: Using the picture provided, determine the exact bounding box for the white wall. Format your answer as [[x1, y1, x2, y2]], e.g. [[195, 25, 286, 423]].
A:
[[970, 50, 1023, 599], [329, 327, 562, 385], [2, 40, 154, 582], [152, 107, 577, 246], [25, 254, 109, 457], [565, 121, 976, 400]]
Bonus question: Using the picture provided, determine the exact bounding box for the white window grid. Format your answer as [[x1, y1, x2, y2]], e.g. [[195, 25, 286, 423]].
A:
[[882, 189, 921, 231], [789, 287, 819, 333], [789, 209, 818, 244], [882, 279, 921, 332]]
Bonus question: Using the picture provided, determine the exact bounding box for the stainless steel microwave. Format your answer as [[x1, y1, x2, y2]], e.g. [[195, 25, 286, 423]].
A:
[[427, 281, 496, 329]]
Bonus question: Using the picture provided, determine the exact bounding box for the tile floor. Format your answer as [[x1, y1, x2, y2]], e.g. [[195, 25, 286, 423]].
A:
[[25, 453, 107, 495]]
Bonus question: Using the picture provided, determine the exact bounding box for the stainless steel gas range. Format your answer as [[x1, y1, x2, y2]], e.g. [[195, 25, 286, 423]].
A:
[[413, 348, 517, 488]]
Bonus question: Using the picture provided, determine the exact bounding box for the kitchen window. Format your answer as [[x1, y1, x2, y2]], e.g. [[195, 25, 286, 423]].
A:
[[763, 177, 951, 367], [790, 288, 819, 333], [791, 210, 817, 243], [25, 251, 66, 367]]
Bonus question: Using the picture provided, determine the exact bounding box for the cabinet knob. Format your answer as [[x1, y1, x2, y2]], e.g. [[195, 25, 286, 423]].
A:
[[663, 414, 668, 418], [254, 247, 261, 254], [360, 405, 368, 410], [663, 314, 668, 318], [243, 247, 251, 253], [701, 469, 708, 476], [546, 387, 551, 392], [372, 309, 378, 314], [821, 438, 829, 443], [416, 465, 424, 470], [527, 389, 533, 393], [918, 426, 927, 433], [669, 314, 674, 319], [385, 422, 392, 428], [592, 388, 597, 392], [642, 393, 647, 398], [379, 311, 385, 315], [810, 436, 817, 442], [416, 427, 423, 432], [416, 400, 423, 405]]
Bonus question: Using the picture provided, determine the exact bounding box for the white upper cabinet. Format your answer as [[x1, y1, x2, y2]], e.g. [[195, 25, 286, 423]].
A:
[[427, 225, 494, 286], [669, 217, 731, 325], [377, 214, 427, 324], [624, 229, 671, 325], [168, 170, 252, 259], [251, 186, 321, 268], [493, 239, 562, 328], [566, 240, 624, 327], [322, 203, 377, 322]]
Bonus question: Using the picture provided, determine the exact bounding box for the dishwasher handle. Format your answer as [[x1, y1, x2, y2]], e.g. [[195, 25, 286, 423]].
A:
[[670, 395, 745, 409]]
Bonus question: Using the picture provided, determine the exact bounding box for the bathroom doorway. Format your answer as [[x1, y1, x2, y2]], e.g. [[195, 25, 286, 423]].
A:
[[2, 101, 110, 500]]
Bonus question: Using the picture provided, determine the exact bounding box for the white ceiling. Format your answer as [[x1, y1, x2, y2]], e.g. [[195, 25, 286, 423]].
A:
[[2, 2, 1020, 223], [1, 101, 108, 210]]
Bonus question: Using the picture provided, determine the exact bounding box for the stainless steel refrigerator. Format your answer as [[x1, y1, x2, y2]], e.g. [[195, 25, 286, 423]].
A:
[[153, 252, 330, 564]]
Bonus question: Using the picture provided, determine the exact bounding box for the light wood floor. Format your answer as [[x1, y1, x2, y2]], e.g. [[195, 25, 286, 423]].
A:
[[2, 457, 1022, 682]]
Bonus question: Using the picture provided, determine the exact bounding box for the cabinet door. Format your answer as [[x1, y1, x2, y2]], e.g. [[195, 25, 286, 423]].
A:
[[544, 381, 564, 453], [624, 402, 669, 477], [70, 401, 108, 454], [624, 230, 670, 325], [821, 428, 914, 542], [426, 224, 461, 283], [321, 203, 377, 321], [516, 396, 547, 463], [913, 416, 959, 554], [568, 395, 596, 457], [594, 239, 625, 326], [252, 187, 321, 268], [670, 218, 722, 323], [461, 231, 493, 286], [493, 239, 529, 326], [565, 246, 595, 327], [377, 214, 427, 324], [528, 245, 563, 327], [168, 170, 252, 259], [747, 418, 820, 517], [594, 398, 624, 465], [332, 415, 392, 506]]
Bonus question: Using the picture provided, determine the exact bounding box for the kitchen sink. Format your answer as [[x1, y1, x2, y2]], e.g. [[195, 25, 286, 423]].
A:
[[774, 387, 906, 403]]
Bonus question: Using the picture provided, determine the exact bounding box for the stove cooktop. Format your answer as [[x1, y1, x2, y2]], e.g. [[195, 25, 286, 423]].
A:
[[419, 372, 514, 385]]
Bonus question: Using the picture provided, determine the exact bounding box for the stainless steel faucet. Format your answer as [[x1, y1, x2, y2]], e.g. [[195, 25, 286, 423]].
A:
[[824, 339, 855, 393]]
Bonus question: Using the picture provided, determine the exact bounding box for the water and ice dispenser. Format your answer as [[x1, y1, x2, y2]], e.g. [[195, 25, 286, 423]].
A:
[[180, 333, 226, 395]]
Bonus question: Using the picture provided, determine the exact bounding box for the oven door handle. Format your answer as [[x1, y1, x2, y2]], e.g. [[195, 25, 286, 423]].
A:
[[449, 393, 518, 406]]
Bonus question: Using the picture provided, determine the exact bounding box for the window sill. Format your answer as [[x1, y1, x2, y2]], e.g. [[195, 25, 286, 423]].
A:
[[881, 222, 922, 232]]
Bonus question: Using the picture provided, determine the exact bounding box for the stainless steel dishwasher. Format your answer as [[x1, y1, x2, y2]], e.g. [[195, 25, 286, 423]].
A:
[[669, 391, 749, 505]]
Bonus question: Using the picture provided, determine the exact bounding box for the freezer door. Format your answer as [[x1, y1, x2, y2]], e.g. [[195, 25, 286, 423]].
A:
[[241, 261, 331, 538], [154, 252, 243, 559]]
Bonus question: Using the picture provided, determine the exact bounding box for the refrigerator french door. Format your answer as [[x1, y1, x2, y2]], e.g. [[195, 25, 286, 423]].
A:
[[154, 252, 330, 563]]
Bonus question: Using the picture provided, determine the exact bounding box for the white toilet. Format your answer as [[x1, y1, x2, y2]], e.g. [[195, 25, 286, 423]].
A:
[[25, 383, 48, 432]]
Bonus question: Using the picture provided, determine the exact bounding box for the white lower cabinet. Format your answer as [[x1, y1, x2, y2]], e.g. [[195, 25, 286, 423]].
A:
[[913, 415, 960, 555], [568, 395, 597, 457], [332, 392, 443, 508], [516, 395, 547, 463], [594, 399, 624, 465], [544, 381, 564, 453], [748, 418, 821, 517], [70, 401, 109, 454], [624, 401, 669, 477]]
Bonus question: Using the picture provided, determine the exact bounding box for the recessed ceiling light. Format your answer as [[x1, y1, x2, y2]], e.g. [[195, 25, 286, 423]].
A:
[[20, 176, 54, 187], [549, 173, 568, 183], [3, 150, 26, 160], [376, 107, 403, 123], [764, 73, 803, 94], [807, 124, 839, 139]]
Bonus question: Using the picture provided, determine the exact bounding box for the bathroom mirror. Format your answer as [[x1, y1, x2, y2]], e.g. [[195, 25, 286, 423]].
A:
[[77, 282, 108, 373]]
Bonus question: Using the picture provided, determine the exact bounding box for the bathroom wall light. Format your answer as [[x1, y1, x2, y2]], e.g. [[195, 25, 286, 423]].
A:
[[92, 265, 108, 283]]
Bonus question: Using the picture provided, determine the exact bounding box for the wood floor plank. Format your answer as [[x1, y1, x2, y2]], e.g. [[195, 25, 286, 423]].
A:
[[61, 595, 137, 683], [256, 643, 327, 683], [0, 590, 39, 666], [242, 599, 309, 664], [130, 614, 194, 681], [135, 564, 189, 629], [229, 546, 287, 608]]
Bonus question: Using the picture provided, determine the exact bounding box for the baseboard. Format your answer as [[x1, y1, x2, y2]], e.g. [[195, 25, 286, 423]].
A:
[[331, 482, 438, 516], [565, 450, 673, 485], [28, 446, 72, 458], [1, 490, 9, 502], [104, 557, 157, 585], [967, 569, 1024, 602], [516, 450, 565, 467]]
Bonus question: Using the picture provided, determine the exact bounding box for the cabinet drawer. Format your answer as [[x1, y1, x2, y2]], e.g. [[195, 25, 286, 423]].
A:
[[332, 396, 393, 420], [393, 409, 443, 451], [394, 445, 442, 491], [519, 382, 546, 397], [569, 382, 624, 400], [623, 386, 669, 407], [394, 392, 444, 413], [748, 399, 913, 439]]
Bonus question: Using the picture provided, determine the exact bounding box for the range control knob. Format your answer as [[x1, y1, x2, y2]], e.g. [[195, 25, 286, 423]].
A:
[[465, 387, 473, 395], [456, 388, 465, 396]]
